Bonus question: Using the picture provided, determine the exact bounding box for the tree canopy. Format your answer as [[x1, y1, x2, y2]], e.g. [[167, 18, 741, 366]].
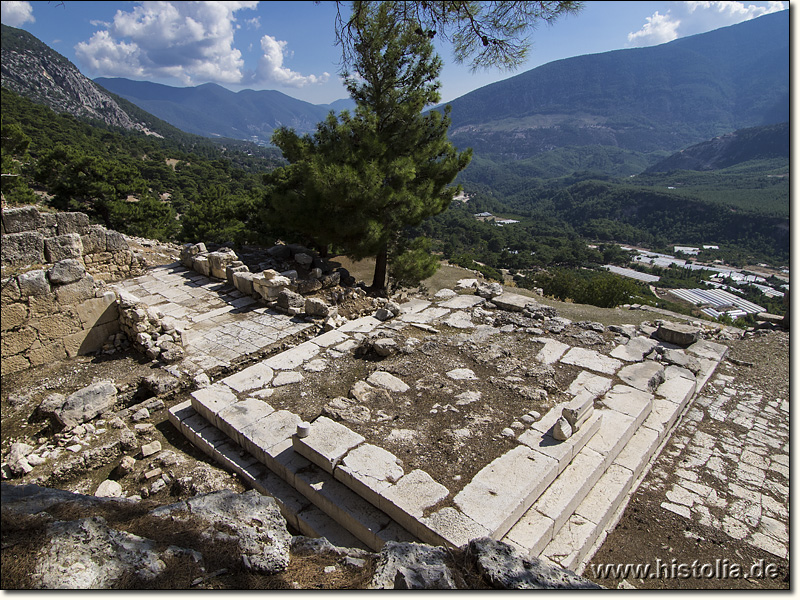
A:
[[266, 2, 472, 290], [328, 0, 584, 71]]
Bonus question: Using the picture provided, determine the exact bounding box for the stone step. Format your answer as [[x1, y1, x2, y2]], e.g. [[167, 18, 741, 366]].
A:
[[169, 400, 416, 551], [501, 385, 652, 557]]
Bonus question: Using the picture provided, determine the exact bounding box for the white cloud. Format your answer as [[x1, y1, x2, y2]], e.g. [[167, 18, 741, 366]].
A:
[[1, 1, 34, 26], [628, 1, 786, 47], [75, 1, 259, 85], [253, 34, 330, 87], [627, 11, 681, 46]]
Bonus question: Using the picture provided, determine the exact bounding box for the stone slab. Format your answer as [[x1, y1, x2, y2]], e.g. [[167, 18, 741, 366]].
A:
[[292, 416, 365, 474], [419, 507, 491, 549], [221, 362, 274, 393], [438, 295, 485, 310], [217, 398, 275, 447], [310, 329, 350, 348], [338, 316, 382, 333], [240, 410, 302, 472], [566, 372, 613, 398], [609, 336, 660, 362], [334, 444, 405, 508], [560, 347, 622, 375], [574, 464, 634, 535], [600, 385, 653, 424], [380, 470, 450, 540], [503, 509, 556, 558], [492, 293, 535, 312], [265, 341, 320, 370], [584, 409, 638, 469], [399, 307, 449, 324], [617, 361, 665, 393], [367, 371, 410, 393], [656, 373, 697, 409], [641, 398, 684, 442], [543, 513, 599, 572], [454, 446, 559, 539], [613, 425, 661, 481], [190, 384, 239, 429], [519, 412, 602, 471], [536, 339, 570, 365]]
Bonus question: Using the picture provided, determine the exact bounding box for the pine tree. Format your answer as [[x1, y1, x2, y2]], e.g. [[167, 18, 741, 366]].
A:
[[266, 3, 472, 290]]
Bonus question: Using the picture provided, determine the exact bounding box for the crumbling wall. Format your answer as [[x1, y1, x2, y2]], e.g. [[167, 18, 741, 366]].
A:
[[0, 206, 142, 376]]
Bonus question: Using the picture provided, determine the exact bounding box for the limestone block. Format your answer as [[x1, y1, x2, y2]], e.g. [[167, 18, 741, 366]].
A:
[[31, 312, 84, 342], [609, 336, 660, 362], [367, 371, 410, 393], [503, 510, 555, 558], [193, 255, 211, 277], [207, 249, 238, 280], [1, 326, 38, 358], [45, 233, 83, 263], [17, 269, 50, 297], [265, 341, 320, 370], [617, 361, 665, 393], [310, 329, 349, 348], [536, 339, 570, 365], [1, 231, 45, 266], [226, 264, 248, 286], [562, 391, 594, 430], [55, 275, 96, 305], [1, 302, 28, 331], [613, 425, 660, 479], [641, 398, 684, 440], [62, 321, 120, 357], [574, 463, 634, 535], [454, 446, 559, 538], [584, 409, 637, 468], [305, 297, 330, 317], [56, 212, 90, 235], [1, 277, 21, 303], [292, 416, 365, 473], [47, 258, 86, 285], [217, 398, 276, 448], [519, 412, 602, 471], [222, 362, 274, 393], [190, 384, 239, 428], [599, 385, 653, 425], [655, 373, 697, 409], [232, 270, 255, 296], [81, 225, 108, 254], [380, 470, 450, 535], [1, 354, 30, 376], [105, 231, 128, 252], [420, 507, 491, 549], [655, 322, 700, 347], [2, 206, 40, 233], [334, 444, 405, 507], [76, 293, 119, 328], [55, 381, 117, 428], [542, 513, 599, 572], [560, 347, 622, 375], [272, 371, 303, 387]]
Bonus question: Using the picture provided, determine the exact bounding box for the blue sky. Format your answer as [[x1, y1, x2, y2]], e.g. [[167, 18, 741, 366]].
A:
[[1, 1, 789, 105]]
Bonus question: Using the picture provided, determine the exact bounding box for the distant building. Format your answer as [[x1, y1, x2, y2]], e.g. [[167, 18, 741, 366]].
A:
[[474, 212, 493, 218], [674, 246, 700, 255], [703, 245, 720, 250]]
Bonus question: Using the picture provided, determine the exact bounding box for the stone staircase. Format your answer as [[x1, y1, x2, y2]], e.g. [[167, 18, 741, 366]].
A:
[[168, 292, 728, 573]]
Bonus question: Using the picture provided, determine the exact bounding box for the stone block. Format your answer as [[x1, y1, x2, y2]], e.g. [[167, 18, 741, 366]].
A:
[[560, 347, 622, 375], [221, 362, 274, 393], [193, 255, 210, 277], [293, 463, 393, 551], [492, 293, 534, 312], [62, 321, 120, 357], [2, 206, 39, 233], [1, 277, 21, 303], [17, 269, 50, 297], [562, 391, 594, 430], [310, 329, 349, 348], [292, 416, 365, 474], [76, 293, 118, 327], [190, 384, 239, 428], [613, 425, 660, 480], [1, 231, 45, 266], [599, 385, 653, 425], [380, 470, 450, 538], [105, 231, 128, 252], [295, 505, 368, 550], [240, 411, 301, 468], [338, 316, 382, 333], [503, 510, 556, 558], [542, 513, 599, 572], [1, 354, 30, 376], [1, 326, 38, 358], [641, 398, 684, 441], [334, 444, 404, 507], [655, 322, 700, 347], [584, 409, 637, 469], [533, 446, 605, 532], [617, 361, 665, 393], [454, 447, 559, 538], [81, 225, 108, 254], [54, 275, 95, 305], [232, 270, 255, 296], [420, 507, 491, 549], [207, 249, 238, 280], [574, 463, 634, 535], [1, 302, 28, 331], [609, 336, 660, 362], [265, 341, 320, 370], [438, 295, 485, 310], [44, 233, 83, 263], [367, 371, 410, 393], [655, 373, 697, 409], [536, 339, 570, 365], [56, 212, 90, 235], [217, 398, 276, 447], [519, 412, 602, 471], [268, 437, 311, 487], [686, 339, 728, 362], [47, 258, 86, 285], [32, 312, 83, 342]]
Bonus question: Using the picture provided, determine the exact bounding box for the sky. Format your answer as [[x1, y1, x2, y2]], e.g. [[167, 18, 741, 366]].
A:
[[0, 1, 790, 105]]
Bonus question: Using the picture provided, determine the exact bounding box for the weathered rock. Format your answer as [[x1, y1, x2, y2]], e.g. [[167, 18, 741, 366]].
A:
[[660, 348, 702, 374], [350, 381, 392, 405], [304, 297, 330, 317], [5, 442, 34, 475], [54, 382, 118, 429], [552, 416, 573, 441], [373, 338, 398, 357], [323, 397, 372, 425], [467, 537, 603, 589], [44, 233, 83, 263], [56, 212, 90, 235], [370, 542, 457, 589], [476, 282, 504, 299], [95, 480, 123, 498], [17, 269, 50, 297], [2, 231, 45, 266], [276, 289, 305, 312], [655, 322, 701, 347], [141, 373, 181, 396]]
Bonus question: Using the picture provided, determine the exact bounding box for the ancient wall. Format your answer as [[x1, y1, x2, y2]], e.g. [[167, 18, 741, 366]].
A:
[[1, 206, 144, 376]]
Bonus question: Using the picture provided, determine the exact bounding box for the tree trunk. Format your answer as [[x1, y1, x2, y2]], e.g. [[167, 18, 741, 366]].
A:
[[371, 243, 388, 291]]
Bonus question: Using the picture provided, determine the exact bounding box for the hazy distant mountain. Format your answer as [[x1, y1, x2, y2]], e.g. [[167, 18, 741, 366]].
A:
[[0, 24, 180, 139], [95, 77, 355, 144], [445, 10, 789, 160], [644, 122, 789, 173]]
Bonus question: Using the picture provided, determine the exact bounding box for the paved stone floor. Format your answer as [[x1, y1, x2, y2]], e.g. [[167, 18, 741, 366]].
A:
[[640, 363, 789, 559], [114, 263, 313, 373]]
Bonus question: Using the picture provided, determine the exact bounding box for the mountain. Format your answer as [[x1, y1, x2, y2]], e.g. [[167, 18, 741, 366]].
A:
[[644, 122, 790, 173], [95, 77, 355, 144], [0, 24, 179, 139], [445, 10, 789, 160]]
